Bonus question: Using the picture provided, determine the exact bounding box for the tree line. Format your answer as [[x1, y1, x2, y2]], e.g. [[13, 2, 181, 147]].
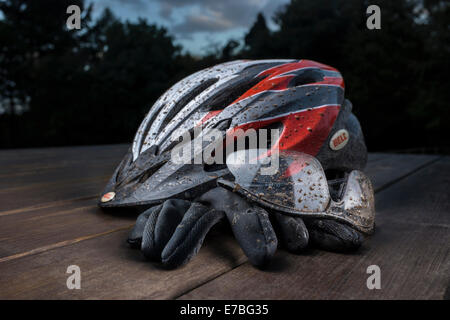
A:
[[0, 0, 448, 153]]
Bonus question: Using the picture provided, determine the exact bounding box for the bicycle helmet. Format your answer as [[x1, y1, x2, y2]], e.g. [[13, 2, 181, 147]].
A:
[[99, 59, 374, 233]]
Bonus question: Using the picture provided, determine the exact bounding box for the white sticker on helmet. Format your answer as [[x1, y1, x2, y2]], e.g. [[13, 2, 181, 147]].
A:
[[101, 192, 116, 203], [329, 129, 349, 151]]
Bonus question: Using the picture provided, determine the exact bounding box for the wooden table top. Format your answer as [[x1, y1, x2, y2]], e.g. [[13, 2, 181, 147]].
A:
[[0, 145, 448, 299]]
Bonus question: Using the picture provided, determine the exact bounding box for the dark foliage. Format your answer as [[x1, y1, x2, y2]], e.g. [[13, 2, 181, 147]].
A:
[[0, 0, 448, 153]]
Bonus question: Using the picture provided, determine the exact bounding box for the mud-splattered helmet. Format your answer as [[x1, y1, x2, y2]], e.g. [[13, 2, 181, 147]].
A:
[[99, 59, 374, 233]]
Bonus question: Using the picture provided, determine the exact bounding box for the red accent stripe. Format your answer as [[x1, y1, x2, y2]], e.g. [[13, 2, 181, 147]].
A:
[[231, 60, 343, 105], [228, 105, 340, 156], [197, 110, 223, 126]]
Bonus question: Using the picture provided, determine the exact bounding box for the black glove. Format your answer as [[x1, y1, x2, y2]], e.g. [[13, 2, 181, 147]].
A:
[[128, 187, 363, 268]]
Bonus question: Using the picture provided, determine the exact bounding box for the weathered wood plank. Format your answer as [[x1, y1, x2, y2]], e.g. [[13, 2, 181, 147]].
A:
[[178, 158, 450, 299], [0, 147, 443, 299], [0, 176, 110, 212], [365, 153, 439, 191], [0, 145, 128, 190], [0, 145, 128, 212], [0, 228, 247, 299], [179, 222, 449, 299], [0, 144, 127, 190], [0, 199, 136, 259], [375, 157, 450, 225], [0, 159, 119, 189], [0, 144, 128, 169]]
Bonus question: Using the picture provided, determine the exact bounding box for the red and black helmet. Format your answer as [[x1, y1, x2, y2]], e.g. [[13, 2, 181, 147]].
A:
[[99, 59, 372, 233]]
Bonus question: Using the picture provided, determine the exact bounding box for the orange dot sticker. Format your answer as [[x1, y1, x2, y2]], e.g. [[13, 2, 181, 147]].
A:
[[329, 129, 349, 151], [101, 192, 116, 203]]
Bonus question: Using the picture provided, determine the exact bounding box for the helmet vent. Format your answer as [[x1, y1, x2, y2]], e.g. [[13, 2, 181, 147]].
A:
[[161, 77, 219, 128], [290, 69, 324, 87], [137, 161, 167, 184], [325, 170, 348, 202], [207, 76, 262, 111], [117, 159, 167, 190]]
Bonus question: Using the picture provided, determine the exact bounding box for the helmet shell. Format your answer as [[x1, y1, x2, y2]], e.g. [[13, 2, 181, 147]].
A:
[[99, 59, 367, 208]]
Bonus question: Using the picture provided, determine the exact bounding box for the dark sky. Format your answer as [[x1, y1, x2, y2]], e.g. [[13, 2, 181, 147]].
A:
[[91, 0, 290, 55]]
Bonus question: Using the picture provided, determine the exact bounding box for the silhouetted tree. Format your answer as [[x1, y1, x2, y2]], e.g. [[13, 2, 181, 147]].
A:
[[244, 13, 273, 58], [0, 0, 89, 146], [409, 0, 450, 150], [0, 0, 182, 147], [221, 40, 240, 60], [0, 0, 448, 153], [246, 0, 449, 152]]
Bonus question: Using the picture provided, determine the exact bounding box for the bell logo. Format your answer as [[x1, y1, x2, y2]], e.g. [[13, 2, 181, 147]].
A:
[[329, 129, 349, 151]]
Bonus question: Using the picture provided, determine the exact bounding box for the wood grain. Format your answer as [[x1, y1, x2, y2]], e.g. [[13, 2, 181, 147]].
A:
[[0, 176, 110, 212], [0, 199, 136, 259], [375, 157, 450, 225], [365, 153, 439, 191], [0, 228, 247, 299], [0, 145, 128, 212], [180, 223, 449, 299], [0, 145, 445, 299], [0, 144, 128, 169]]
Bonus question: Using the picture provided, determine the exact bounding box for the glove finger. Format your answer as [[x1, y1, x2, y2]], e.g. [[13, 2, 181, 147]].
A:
[[127, 204, 162, 248], [141, 199, 191, 261], [225, 205, 277, 267], [199, 187, 249, 212], [273, 212, 309, 253], [306, 219, 363, 252], [200, 187, 278, 267], [162, 202, 225, 268]]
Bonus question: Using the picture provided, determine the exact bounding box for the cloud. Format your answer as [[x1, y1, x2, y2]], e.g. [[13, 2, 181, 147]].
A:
[[106, 0, 149, 11], [166, 0, 274, 32], [92, 0, 290, 54], [92, 0, 154, 19], [159, 2, 174, 20], [96, 0, 289, 33], [172, 9, 234, 34]]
